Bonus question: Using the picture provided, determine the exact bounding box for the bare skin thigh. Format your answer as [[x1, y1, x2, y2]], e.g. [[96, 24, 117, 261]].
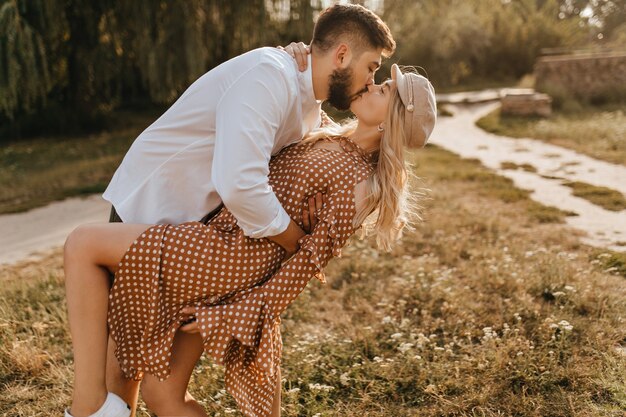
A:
[[64, 222, 282, 417], [64, 223, 153, 417]]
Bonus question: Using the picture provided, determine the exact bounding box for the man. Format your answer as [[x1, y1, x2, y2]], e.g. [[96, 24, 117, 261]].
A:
[[101, 4, 395, 417]]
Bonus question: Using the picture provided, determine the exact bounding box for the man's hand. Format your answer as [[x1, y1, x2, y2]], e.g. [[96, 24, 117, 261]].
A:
[[266, 191, 325, 261], [277, 41, 310, 72]]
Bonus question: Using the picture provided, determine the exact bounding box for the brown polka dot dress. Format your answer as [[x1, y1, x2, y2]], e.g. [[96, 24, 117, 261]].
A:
[[107, 136, 375, 417]]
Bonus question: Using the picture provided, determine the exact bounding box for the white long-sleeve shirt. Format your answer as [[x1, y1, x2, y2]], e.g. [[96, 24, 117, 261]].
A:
[[102, 47, 322, 237]]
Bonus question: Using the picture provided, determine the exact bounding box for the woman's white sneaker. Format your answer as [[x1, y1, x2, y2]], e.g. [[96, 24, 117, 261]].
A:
[[64, 392, 130, 417]]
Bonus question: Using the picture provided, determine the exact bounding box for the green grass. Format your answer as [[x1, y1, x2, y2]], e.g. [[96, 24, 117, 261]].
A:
[[476, 105, 626, 166], [562, 181, 626, 212], [0, 111, 157, 214], [422, 146, 573, 224], [500, 161, 538, 173]]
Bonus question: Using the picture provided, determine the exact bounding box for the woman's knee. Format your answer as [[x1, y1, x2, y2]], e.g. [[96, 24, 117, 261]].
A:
[[64, 224, 98, 263]]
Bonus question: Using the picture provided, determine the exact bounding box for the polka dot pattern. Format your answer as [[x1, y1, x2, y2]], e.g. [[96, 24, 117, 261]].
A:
[[107, 137, 374, 417]]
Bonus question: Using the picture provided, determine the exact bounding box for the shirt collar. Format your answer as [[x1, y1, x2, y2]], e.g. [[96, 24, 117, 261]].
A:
[[298, 54, 321, 107]]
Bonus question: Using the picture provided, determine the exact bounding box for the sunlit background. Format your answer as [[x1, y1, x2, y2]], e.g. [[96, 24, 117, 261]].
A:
[[1, 2, 625, 416], [1, 0, 624, 139]]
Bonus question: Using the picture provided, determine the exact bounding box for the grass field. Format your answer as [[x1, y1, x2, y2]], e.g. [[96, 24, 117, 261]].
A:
[[1, 144, 625, 416], [0, 111, 157, 215], [476, 105, 626, 166]]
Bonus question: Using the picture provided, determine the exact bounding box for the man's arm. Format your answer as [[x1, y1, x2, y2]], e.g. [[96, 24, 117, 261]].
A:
[[212, 59, 305, 256]]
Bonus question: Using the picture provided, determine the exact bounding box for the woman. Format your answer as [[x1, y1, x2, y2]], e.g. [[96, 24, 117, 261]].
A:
[[63, 64, 436, 417]]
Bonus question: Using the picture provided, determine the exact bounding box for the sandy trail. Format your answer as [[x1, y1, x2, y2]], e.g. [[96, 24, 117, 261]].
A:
[[0, 195, 111, 265], [429, 102, 626, 252]]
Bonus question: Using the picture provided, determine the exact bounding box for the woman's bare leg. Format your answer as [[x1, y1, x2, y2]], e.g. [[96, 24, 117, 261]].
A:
[[271, 366, 282, 417], [140, 329, 208, 417], [106, 334, 201, 417], [64, 223, 153, 417], [106, 335, 141, 417]]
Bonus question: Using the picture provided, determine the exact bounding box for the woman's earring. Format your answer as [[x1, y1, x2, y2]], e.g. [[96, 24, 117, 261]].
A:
[[377, 124, 384, 132]]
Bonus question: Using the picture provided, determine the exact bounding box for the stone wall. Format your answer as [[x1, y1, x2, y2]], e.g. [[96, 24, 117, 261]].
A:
[[501, 91, 552, 117], [534, 52, 626, 103]]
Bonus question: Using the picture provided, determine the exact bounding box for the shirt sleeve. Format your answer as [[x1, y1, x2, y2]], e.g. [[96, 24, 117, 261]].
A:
[[212, 61, 293, 239]]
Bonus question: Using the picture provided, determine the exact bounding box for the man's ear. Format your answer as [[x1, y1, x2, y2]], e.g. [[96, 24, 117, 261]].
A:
[[334, 43, 352, 69]]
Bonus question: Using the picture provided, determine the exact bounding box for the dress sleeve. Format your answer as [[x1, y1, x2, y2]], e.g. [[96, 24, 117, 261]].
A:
[[190, 187, 357, 417]]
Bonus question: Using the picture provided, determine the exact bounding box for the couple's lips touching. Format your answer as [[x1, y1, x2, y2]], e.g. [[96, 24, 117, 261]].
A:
[[350, 86, 369, 102]]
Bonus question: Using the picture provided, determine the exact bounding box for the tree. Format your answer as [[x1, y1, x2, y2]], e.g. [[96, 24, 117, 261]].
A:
[[0, 0, 54, 119]]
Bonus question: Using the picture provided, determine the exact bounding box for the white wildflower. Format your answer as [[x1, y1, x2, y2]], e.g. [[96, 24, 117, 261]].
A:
[[482, 327, 498, 341], [398, 342, 414, 353], [308, 383, 335, 392], [558, 320, 573, 331], [390, 332, 403, 340], [340, 372, 350, 386]]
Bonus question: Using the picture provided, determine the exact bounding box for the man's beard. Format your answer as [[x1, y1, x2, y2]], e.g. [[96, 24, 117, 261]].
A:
[[327, 66, 361, 111]]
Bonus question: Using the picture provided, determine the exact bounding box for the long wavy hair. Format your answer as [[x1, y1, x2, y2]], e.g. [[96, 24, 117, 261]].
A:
[[302, 87, 425, 251]]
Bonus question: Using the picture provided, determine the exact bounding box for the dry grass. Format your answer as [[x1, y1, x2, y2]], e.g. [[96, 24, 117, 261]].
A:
[[1, 145, 625, 416], [476, 106, 626, 166]]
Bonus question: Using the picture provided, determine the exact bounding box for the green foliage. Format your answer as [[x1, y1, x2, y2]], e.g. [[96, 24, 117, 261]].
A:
[[0, 0, 52, 119], [382, 0, 588, 88], [0, 109, 158, 214], [0, 0, 321, 138], [1, 0, 621, 138]]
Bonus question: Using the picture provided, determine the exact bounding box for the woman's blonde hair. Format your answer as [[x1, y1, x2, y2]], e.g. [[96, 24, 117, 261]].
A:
[[303, 88, 424, 251]]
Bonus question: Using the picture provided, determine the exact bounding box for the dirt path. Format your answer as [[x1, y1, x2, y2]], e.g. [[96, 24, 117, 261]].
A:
[[429, 102, 626, 252], [0, 195, 110, 265]]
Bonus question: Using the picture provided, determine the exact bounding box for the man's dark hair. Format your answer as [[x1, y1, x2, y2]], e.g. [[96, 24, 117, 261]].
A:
[[311, 4, 395, 58]]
